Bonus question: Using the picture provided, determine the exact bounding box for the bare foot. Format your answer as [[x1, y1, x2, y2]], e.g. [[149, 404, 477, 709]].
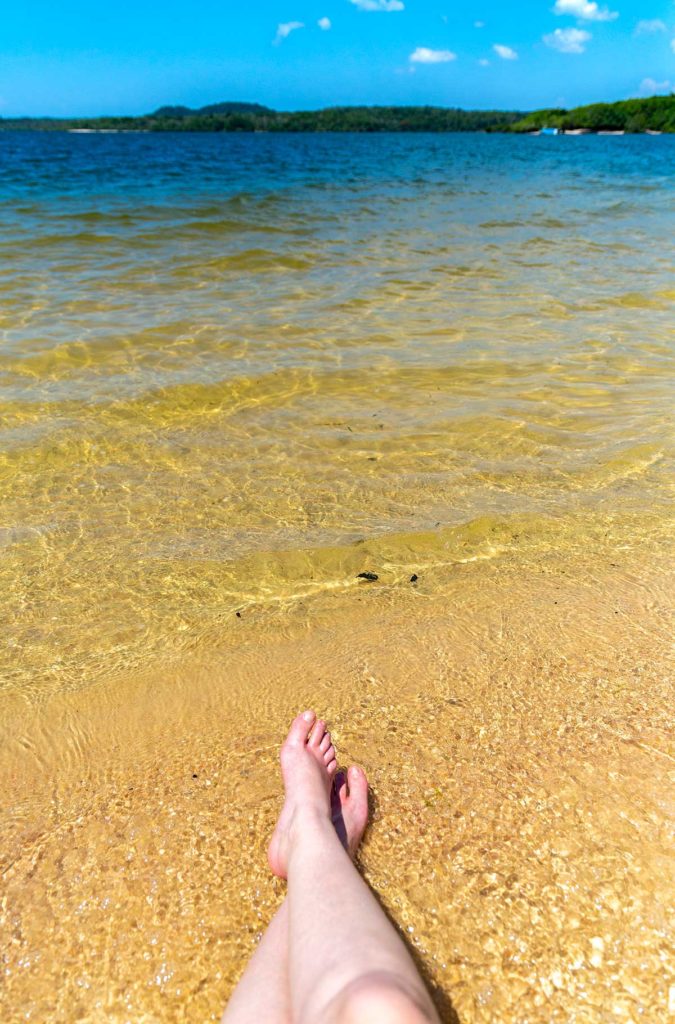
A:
[[267, 711, 368, 879], [331, 766, 369, 858]]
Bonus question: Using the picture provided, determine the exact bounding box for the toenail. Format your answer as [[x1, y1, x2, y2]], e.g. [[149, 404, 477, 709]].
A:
[[302, 710, 314, 721]]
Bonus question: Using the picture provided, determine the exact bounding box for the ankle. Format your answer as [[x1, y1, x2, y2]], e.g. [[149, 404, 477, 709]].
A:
[[286, 803, 334, 857]]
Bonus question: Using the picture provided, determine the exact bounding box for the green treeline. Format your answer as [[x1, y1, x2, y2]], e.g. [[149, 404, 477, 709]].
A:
[[509, 95, 675, 133], [1, 95, 673, 133], [0, 105, 522, 133]]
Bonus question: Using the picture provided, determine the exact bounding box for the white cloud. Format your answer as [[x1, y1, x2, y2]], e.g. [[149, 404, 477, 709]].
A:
[[634, 19, 666, 35], [474, 20, 485, 28], [274, 21, 304, 44], [493, 43, 518, 59], [553, 0, 617, 22], [349, 0, 404, 10], [478, 58, 490, 65], [410, 46, 457, 64], [318, 16, 332, 30], [638, 77, 672, 95], [544, 27, 591, 52]]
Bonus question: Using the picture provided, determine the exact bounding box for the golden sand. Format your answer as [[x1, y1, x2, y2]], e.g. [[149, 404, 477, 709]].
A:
[[2, 546, 672, 1023]]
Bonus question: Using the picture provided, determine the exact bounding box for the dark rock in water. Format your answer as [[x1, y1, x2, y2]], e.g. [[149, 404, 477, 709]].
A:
[[410, 574, 419, 583], [356, 571, 379, 581], [236, 611, 242, 618]]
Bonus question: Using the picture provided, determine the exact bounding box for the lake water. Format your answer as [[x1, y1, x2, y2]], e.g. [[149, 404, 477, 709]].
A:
[[1, 132, 673, 1022]]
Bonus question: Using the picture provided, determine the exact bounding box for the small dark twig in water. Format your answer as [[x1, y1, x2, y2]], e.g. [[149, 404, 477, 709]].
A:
[[356, 572, 378, 581]]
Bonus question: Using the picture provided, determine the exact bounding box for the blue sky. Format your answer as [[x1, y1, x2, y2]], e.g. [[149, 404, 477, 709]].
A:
[[1, 1, 674, 116]]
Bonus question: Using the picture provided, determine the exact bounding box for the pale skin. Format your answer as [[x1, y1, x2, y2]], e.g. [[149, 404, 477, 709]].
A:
[[223, 710, 440, 1024]]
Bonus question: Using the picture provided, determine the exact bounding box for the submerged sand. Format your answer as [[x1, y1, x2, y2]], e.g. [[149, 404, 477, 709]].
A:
[[2, 549, 672, 1023], [2, 128, 674, 1024]]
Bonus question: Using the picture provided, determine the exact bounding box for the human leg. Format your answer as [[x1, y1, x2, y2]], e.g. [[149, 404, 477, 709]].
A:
[[221, 901, 290, 1024], [270, 711, 439, 1024], [223, 715, 370, 1024]]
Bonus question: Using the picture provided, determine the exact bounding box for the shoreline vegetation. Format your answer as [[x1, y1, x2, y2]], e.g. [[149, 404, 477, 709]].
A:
[[1, 94, 673, 134]]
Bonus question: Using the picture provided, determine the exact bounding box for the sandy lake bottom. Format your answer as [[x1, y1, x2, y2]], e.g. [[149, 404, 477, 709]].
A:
[[1, 132, 673, 1020]]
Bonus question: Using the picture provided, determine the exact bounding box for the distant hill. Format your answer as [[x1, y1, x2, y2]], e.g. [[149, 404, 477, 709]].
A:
[[151, 102, 275, 118]]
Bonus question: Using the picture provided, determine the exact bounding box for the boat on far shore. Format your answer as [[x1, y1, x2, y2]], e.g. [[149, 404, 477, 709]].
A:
[[527, 126, 667, 137], [68, 128, 149, 134]]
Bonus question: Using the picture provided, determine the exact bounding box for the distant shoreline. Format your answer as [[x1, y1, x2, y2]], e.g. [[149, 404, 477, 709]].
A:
[[1, 94, 673, 134]]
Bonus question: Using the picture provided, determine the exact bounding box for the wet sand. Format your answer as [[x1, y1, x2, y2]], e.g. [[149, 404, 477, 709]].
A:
[[2, 550, 673, 1023]]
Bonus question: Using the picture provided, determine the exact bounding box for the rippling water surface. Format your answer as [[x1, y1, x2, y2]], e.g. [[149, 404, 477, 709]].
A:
[[1, 132, 673, 1022]]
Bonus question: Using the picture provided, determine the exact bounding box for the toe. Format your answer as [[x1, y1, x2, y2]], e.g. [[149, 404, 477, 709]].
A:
[[327, 758, 338, 775], [309, 719, 326, 748], [323, 744, 335, 765], [319, 732, 332, 754], [347, 765, 368, 802], [285, 710, 316, 747]]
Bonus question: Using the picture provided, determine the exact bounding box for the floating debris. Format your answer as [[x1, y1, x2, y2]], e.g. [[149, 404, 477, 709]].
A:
[[410, 574, 419, 583], [356, 571, 379, 581]]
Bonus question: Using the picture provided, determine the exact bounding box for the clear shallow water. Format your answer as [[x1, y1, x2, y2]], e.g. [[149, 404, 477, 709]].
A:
[[1, 131, 673, 693], [1, 133, 674, 1023]]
